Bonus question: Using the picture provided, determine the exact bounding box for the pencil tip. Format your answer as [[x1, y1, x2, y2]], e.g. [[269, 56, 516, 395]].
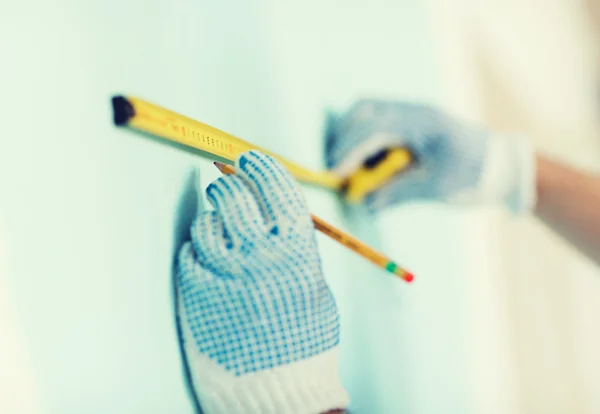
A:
[[214, 161, 225, 172], [388, 262, 414, 283]]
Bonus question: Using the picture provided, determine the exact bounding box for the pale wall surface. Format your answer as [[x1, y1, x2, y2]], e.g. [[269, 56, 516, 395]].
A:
[[0, 1, 471, 413]]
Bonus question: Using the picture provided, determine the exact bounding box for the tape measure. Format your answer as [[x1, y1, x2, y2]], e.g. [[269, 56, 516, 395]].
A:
[[111, 95, 412, 199]]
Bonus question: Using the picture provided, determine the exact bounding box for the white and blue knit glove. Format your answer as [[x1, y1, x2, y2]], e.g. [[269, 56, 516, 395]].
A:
[[326, 100, 536, 213], [176, 151, 349, 414]]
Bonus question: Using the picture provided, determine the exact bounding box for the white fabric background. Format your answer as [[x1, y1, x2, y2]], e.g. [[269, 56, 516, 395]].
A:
[[428, 1, 600, 413]]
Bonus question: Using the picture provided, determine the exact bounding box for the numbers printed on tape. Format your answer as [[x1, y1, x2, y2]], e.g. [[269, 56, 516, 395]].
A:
[[134, 103, 245, 159]]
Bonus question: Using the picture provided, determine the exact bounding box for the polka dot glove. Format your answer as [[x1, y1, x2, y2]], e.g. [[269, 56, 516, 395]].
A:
[[326, 100, 536, 213], [177, 151, 349, 414]]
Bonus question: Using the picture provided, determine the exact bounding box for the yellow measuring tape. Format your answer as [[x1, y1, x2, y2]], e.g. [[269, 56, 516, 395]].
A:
[[111, 95, 412, 199]]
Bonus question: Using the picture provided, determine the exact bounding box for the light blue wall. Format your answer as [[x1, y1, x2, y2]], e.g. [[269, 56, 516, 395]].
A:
[[0, 1, 468, 413]]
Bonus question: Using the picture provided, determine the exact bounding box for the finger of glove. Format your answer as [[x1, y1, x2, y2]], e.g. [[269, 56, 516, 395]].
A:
[[235, 151, 312, 237], [330, 131, 401, 179], [365, 167, 435, 211], [324, 109, 341, 168], [176, 242, 231, 357], [326, 100, 407, 174], [176, 241, 212, 294], [190, 210, 237, 276], [325, 101, 381, 170], [206, 174, 266, 247]]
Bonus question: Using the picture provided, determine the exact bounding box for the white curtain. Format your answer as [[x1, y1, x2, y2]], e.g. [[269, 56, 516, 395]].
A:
[[428, 1, 600, 412]]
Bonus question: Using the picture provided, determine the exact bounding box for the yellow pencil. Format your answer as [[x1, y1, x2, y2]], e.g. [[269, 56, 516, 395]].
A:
[[213, 162, 414, 283]]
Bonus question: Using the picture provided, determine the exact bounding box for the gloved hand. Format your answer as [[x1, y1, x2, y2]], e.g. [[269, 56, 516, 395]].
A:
[[176, 151, 349, 414], [326, 100, 536, 213]]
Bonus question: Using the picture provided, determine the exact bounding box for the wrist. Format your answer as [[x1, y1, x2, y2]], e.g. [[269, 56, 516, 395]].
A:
[[534, 153, 554, 212], [185, 343, 349, 414]]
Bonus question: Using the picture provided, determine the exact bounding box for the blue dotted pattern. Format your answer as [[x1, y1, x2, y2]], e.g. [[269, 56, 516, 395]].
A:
[[325, 100, 490, 210], [177, 151, 340, 376]]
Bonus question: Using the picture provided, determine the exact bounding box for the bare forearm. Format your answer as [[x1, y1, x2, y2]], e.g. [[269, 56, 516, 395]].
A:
[[535, 154, 600, 264]]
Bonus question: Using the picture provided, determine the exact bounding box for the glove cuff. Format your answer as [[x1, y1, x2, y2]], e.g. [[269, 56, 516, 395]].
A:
[[478, 134, 537, 214], [185, 345, 349, 414]]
